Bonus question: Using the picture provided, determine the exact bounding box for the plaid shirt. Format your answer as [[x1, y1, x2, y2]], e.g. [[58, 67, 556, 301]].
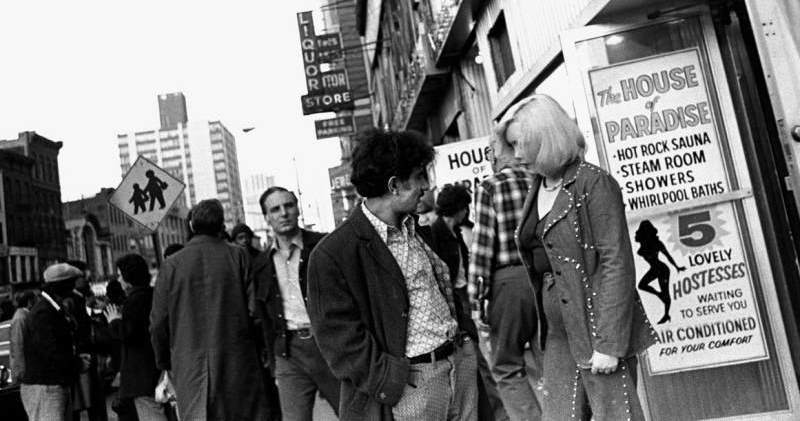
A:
[[362, 204, 458, 357], [468, 167, 533, 303]]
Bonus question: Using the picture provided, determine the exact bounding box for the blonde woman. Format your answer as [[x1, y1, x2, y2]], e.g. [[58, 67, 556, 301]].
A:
[[501, 94, 658, 420]]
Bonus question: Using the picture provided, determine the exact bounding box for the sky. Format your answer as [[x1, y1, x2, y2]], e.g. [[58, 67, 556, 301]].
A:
[[0, 0, 342, 231]]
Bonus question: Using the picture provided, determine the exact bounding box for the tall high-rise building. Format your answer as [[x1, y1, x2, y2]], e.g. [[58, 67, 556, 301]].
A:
[[117, 93, 245, 230], [158, 92, 188, 130], [242, 173, 275, 247]]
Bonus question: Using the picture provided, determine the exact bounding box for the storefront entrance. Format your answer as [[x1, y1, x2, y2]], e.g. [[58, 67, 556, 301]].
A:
[[561, 5, 800, 419]]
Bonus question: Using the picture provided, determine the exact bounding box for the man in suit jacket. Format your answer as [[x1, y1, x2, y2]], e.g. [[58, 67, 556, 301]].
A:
[[150, 199, 269, 420], [20, 263, 82, 421], [307, 129, 478, 421], [253, 186, 339, 421]]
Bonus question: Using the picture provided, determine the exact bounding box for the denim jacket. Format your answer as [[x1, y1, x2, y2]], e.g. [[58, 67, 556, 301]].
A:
[[516, 160, 658, 366]]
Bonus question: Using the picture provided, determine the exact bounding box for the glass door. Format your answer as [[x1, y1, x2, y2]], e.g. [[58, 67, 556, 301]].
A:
[[561, 10, 800, 420]]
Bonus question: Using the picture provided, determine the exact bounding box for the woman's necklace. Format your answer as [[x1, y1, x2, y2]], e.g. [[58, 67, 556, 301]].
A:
[[542, 177, 563, 192]]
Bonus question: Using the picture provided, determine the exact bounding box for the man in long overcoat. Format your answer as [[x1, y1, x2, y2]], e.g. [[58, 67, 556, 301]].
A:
[[150, 199, 268, 420]]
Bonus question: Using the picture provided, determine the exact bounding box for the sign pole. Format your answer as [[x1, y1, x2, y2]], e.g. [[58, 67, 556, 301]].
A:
[[152, 229, 162, 267]]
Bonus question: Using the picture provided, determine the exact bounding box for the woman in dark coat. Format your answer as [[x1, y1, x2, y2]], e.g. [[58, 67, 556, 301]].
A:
[[504, 95, 658, 420], [105, 254, 164, 421]]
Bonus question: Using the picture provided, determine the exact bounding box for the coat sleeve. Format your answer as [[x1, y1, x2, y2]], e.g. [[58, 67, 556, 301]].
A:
[[150, 261, 173, 371], [114, 293, 150, 346], [307, 246, 410, 406], [468, 181, 497, 303], [586, 173, 636, 357], [10, 313, 26, 381]]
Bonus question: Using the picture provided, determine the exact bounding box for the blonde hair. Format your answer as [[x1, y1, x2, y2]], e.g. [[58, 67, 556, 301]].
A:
[[496, 94, 585, 177]]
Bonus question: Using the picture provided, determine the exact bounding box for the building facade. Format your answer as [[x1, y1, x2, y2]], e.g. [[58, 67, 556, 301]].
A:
[[320, 0, 376, 226], [0, 131, 67, 292], [117, 93, 245, 229], [357, 0, 800, 419], [64, 187, 189, 273], [242, 172, 275, 248]]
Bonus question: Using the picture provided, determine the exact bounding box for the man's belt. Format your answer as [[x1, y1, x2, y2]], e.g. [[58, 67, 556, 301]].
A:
[[286, 328, 313, 339], [408, 340, 455, 364]]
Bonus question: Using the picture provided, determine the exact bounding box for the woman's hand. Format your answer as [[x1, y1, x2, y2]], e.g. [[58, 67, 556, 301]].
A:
[[589, 350, 618, 375], [104, 304, 122, 323]]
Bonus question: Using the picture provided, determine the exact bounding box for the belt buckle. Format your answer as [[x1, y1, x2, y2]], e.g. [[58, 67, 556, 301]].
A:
[[297, 328, 313, 339]]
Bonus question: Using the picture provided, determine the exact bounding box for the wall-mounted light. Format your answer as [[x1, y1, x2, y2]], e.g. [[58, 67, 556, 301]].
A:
[[605, 35, 624, 46]]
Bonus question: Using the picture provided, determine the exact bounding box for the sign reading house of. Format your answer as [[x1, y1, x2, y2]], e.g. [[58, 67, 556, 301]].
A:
[[109, 156, 185, 232]]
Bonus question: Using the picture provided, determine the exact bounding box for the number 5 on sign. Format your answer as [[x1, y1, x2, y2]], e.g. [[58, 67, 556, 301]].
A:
[[678, 210, 716, 247]]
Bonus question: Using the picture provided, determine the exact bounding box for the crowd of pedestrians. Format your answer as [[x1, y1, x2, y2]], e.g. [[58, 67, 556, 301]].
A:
[[6, 94, 654, 420]]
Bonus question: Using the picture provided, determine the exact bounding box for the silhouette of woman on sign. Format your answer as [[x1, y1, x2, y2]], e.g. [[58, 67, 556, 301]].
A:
[[129, 183, 149, 214], [144, 169, 168, 211], [635, 220, 686, 324]]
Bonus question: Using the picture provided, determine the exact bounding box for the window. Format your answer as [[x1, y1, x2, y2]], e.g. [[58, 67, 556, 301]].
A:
[[488, 12, 515, 87]]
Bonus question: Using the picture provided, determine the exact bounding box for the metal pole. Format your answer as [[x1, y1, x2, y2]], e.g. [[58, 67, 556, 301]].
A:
[[151, 229, 162, 267], [292, 155, 306, 227]]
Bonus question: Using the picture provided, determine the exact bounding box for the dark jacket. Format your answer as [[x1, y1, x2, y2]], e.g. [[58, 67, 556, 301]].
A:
[[516, 160, 658, 364], [425, 217, 478, 340], [21, 297, 77, 386], [307, 207, 455, 421], [150, 235, 268, 421], [111, 285, 159, 399], [252, 229, 326, 361]]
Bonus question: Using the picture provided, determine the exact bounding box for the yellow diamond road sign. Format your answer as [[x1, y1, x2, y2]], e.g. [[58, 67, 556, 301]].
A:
[[109, 156, 186, 232]]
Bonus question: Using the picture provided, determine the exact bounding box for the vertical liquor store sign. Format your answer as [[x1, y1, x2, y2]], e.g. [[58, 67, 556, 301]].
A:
[[587, 48, 768, 374]]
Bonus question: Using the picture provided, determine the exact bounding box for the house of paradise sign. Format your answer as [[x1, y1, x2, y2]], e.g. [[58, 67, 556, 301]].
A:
[[587, 47, 768, 374]]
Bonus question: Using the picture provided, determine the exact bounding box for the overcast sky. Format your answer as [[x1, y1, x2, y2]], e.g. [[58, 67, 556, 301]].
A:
[[0, 0, 342, 230]]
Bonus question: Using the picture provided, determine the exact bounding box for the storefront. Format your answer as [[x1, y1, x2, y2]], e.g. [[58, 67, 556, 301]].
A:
[[504, 1, 800, 419]]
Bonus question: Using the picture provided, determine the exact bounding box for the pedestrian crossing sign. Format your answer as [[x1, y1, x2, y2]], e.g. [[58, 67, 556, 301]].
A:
[[109, 156, 186, 232]]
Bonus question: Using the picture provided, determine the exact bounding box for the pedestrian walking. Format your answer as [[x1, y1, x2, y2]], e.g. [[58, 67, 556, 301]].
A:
[[507, 95, 657, 420], [307, 129, 478, 421], [150, 199, 269, 420], [63, 260, 107, 421], [425, 183, 507, 421], [10, 289, 37, 385], [469, 130, 541, 421], [252, 186, 337, 421], [20, 263, 82, 421], [105, 253, 165, 421]]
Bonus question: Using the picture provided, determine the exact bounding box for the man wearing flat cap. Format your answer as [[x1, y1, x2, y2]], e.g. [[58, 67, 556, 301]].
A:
[[20, 263, 83, 421]]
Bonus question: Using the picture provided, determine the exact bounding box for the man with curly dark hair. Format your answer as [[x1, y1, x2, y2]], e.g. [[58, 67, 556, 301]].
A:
[[307, 129, 478, 421]]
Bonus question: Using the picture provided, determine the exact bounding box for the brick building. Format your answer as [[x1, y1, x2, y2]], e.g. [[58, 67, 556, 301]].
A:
[[0, 131, 67, 291]]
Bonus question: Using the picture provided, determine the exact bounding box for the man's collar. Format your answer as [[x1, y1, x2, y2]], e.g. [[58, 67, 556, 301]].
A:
[[40, 291, 61, 312], [272, 230, 304, 252], [362, 203, 414, 243]]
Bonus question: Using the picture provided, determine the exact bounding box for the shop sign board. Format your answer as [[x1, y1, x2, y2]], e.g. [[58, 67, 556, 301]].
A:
[[587, 47, 768, 374], [315, 115, 356, 139], [109, 156, 185, 232], [314, 69, 349, 93], [301, 91, 354, 115], [297, 11, 320, 94], [329, 163, 352, 190], [317, 33, 343, 62], [588, 48, 729, 212], [431, 137, 492, 205]]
